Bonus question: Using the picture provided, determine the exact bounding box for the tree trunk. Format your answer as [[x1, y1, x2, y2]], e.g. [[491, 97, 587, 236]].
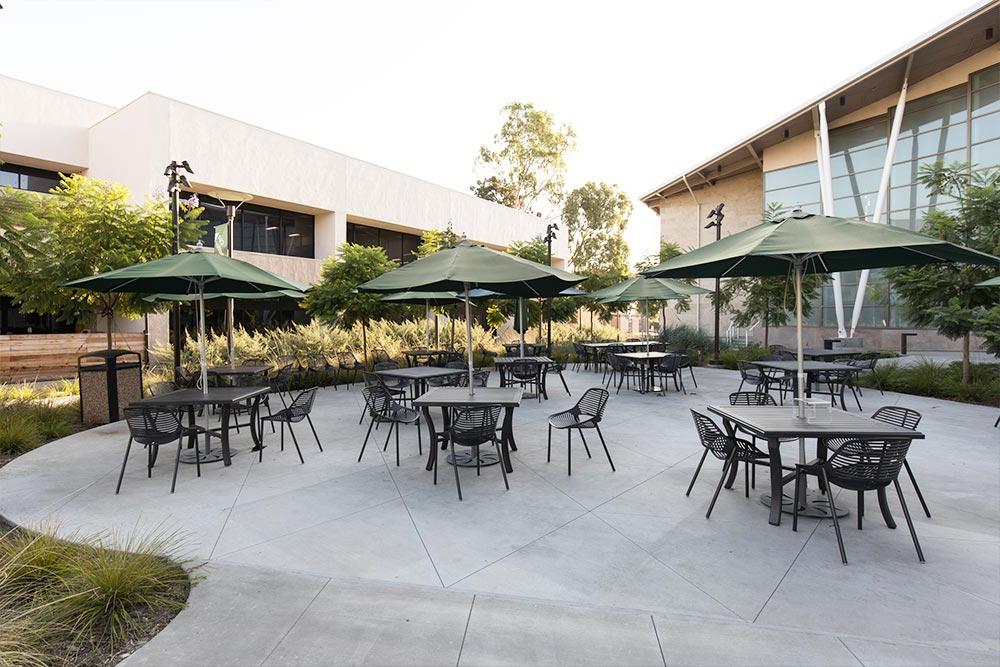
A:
[[764, 319, 769, 348], [106, 312, 113, 350], [962, 332, 971, 385], [362, 319, 369, 367]]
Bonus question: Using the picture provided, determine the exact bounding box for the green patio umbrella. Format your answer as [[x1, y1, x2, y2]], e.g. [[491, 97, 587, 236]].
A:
[[358, 242, 586, 392], [976, 276, 1000, 287], [591, 276, 709, 351], [66, 250, 304, 455], [641, 210, 999, 413]]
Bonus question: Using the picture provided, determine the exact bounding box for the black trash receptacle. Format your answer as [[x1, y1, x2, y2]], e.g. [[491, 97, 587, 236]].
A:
[[78, 350, 143, 425]]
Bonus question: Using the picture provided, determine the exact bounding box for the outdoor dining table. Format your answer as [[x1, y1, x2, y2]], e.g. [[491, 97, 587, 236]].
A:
[[402, 349, 448, 367], [133, 386, 270, 466], [414, 386, 522, 472], [580, 341, 649, 350], [375, 365, 466, 398], [494, 356, 552, 399], [208, 364, 271, 386], [707, 405, 924, 527], [751, 359, 858, 398], [616, 351, 674, 394], [800, 349, 867, 360]]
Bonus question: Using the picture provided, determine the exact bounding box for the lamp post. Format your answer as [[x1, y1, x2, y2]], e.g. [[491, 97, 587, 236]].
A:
[[704, 203, 725, 363], [544, 222, 558, 352], [206, 190, 253, 365], [164, 160, 193, 382]]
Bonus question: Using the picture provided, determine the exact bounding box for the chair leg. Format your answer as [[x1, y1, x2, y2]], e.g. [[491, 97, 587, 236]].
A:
[[559, 370, 570, 396], [170, 438, 182, 494], [547, 424, 552, 462], [820, 468, 847, 564], [359, 418, 375, 461], [450, 440, 463, 501], [851, 383, 862, 411], [115, 436, 134, 494], [894, 479, 925, 562], [903, 460, 931, 518], [306, 415, 323, 452], [686, 449, 708, 497], [578, 429, 592, 459], [358, 402, 367, 425], [395, 421, 400, 467], [383, 420, 394, 452], [595, 424, 615, 472], [744, 457, 750, 498], [688, 365, 697, 387], [792, 469, 801, 531], [858, 490, 864, 530], [280, 422, 285, 451], [416, 419, 422, 456], [288, 423, 304, 464], [706, 452, 734, 519], [567, 429, 572, 476], [495, 440, 509, 490]]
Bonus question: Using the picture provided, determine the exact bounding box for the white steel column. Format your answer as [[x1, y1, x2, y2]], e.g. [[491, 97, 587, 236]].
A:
[[849, 55, 912, 336], [816, 101, 846, 338]]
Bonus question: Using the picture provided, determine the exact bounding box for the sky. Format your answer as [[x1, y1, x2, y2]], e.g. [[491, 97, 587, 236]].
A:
[[0, 0, 980, 265]]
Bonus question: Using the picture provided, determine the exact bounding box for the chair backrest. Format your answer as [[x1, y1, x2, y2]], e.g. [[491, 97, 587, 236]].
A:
[[147, 381, 175, 397], [820, 369, 853, 385], [776, 350, 796, 361], [242, 357, 268, 367], [450, 405, 502, 446], [277, 354, 298, 368], [825, 439, 912, 490], [574, 387, 609, 422], [847, 357, 877, 371], [362, 384, 394, 418], [337, 351, 358, 367], [511, 360, 541, 380], [456, 369, 490, 387], [363, 371, 383, 388], [285, 387, 318, 420], [371, 348, 391, 364], [648, 342, 666, 353], [871, 405, 921, 430], [270, 364, 293, 385], [729, 391, 777, 406], [306, 354, 328, 371], [445, 361, 466, 369], [174, 366, 197, 388], [374, 360, 400, 371], [124, 406, 182, 445], [674, 353, 691, 368], [689, 410, 731, 460], [656, 355, 680, 373], [737, 360, 762, 380]]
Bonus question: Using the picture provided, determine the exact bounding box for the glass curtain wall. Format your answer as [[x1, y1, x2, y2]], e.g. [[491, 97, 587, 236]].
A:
[[762, 64, 1000, 330], [195, 199, 315, 258]]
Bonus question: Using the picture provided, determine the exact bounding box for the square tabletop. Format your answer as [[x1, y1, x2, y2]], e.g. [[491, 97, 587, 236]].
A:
[[706, 405, 925, 440], [208, 365, 272, 375], [403, 349, 447, 356], [375, 366, 466, 380], [135, 386, 270, 407], [617, 351, 670, 360], [581, 341, 648, 349], [493, 356, 554, 364], [800, 349, 865, 359], [414, 386, 523, 408], [752, 360, 857, 373]]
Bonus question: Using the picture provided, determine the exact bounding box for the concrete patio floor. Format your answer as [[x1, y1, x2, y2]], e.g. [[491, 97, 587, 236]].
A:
[[0, 365, 997, 666]]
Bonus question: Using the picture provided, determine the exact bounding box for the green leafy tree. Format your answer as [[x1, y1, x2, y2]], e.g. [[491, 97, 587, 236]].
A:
[[713, 203, 824, 347], [888, 164, 1000, 384], [413, 225, 461, 260], [1, 174, 204, 349], [472, 102, 576, 213], [0, 186, 38, 278], [562, 181, 631, 277], [302, 243, 400, 363], [973, 304, 1000, 358]]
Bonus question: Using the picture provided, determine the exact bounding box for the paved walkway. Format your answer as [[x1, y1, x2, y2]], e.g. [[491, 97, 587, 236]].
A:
[[1, 366, 997, 666]]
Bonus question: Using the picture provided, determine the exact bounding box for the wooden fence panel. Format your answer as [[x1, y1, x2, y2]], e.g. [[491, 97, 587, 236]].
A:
[[0, 333, 145, 382]]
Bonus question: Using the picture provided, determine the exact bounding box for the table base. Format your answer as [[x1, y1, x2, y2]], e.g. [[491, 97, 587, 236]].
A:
[[179, 448, 239, 464], [760, 491, 849, 519], [447, 449, 500, 468]]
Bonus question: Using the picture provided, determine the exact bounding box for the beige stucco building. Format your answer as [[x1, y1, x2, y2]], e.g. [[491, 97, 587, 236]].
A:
[[0, 75, 568, 346], [642, 2, 999, 352]]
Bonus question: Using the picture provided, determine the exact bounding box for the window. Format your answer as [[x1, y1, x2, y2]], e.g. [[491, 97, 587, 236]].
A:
[[763, 162, 820, 215], [346, 222, 422, 264], [0, 296, 75, 335], [0, 163, 61, 194], [194, 198, 315, 258]]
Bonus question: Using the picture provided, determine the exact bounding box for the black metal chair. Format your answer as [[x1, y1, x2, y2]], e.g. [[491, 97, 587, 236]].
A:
[[545, 348, 571, 396], [572, 342, 589, 372], [604, 353, 640, 394], [371, 348, 391, 365], [337, 351, 365, 387], [360, 371, 408, 424], [673, 351, 698, 388], [653, 355, 686, 394], [547, 388, 613, 476], [736, 361, 768, 393], [174, 366, 199, 389], [147, 381, 175, 397], [826, 406, 929, 518], [507, 360, 543, 402], [688, 410, 772, 517], [373, 361, 414, 398], [259, 387, 322, 464], [793, 438, 924, 564], [845, 357, 883, 396], [306, 353, 336, 388], [428, 360, 465, 388], [813, 368, 862, 411], [359, 385, 422, 466], [118, 406, 204, 494], [457, 369, 491, 388], [442, 405, 507, 500]]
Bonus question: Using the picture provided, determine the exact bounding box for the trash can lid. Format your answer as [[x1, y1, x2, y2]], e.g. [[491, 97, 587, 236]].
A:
[[78, 349, 141, 361]]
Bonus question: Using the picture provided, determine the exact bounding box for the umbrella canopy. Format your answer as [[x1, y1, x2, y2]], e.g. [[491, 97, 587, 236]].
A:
[[356, 242, 585, 296], [976, 276, 1000, 287], [143, 289, 306, 302], [357, 242, 586, 391], [639, 210, 998, 279], [65, 250, 305, 295], [589, 276, 708, 302], [378, 290, 473, 306], [641, 210, 999, 417]]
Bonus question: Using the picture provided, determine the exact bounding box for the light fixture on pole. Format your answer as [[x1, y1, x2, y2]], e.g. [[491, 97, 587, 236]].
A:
[[704, 202, 725, 364], [206, 190, 253, 366], [164, 160, 193, 382], [544, 222, 558, 352]]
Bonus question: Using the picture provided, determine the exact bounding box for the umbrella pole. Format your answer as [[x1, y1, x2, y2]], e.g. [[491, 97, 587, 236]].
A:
[[519, 298, 526, 357], [227, 297, 235, 365], [644, 300, 649, 352], [425, 300, 431, 348], [463, 283, 475, 395], [199, 282, 212, 459], [794, 260, 806, 417]]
